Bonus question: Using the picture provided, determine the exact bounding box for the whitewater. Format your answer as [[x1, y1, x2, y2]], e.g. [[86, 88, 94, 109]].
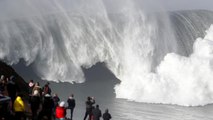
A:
[[1, 0, 213, 106]]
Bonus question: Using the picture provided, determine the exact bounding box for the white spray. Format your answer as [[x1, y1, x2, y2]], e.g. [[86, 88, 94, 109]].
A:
[[1, 0, 213, 106], [115, 25, 213, 106]]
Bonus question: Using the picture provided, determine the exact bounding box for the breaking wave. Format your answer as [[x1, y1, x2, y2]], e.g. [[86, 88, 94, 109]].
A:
[[1, 0, 213, 106]]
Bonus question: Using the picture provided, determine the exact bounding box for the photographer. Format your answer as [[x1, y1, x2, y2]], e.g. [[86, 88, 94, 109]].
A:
[[83, 96, 95, 120]]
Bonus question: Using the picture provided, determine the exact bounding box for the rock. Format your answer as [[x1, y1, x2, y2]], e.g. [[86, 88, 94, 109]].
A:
[[0, 61, 29, 98]]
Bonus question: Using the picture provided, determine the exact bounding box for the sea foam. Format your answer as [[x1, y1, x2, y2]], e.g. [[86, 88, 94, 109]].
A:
[[115, 25, 213, 106]]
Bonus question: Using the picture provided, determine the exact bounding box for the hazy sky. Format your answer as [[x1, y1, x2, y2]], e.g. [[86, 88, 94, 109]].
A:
[[160, 0, 213, 11], [0, 0, 213, 18]]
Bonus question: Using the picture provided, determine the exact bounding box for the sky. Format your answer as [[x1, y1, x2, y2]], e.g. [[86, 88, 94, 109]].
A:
[[160, 0, 213, 11], [0, 0, 213, 10], [0, 0, 213, 19]]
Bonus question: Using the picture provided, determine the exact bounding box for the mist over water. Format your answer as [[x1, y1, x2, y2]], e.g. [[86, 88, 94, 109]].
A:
[[1, 0, 213, 106]]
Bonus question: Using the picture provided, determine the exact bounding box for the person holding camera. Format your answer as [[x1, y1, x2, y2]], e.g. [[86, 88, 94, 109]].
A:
[[83, 96, 95, 120]]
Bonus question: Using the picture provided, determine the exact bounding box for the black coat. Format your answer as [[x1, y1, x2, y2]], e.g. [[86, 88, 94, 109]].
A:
[[86, 100, 95, 112], [6, 81, 17, 102], [42, 96, 54, 111], [92, 108, 102, 120], [53, 96, 60, 107], [103, 112, 112, 120], [67, 98, 75, 109], [30, 96, 41, 112]]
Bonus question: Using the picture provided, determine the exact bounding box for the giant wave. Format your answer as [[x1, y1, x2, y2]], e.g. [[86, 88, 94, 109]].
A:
[[1, 0, 213, 106]]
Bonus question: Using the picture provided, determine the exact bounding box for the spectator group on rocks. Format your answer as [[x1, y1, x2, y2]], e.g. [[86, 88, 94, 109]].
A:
[[0, 75, 112, 120]]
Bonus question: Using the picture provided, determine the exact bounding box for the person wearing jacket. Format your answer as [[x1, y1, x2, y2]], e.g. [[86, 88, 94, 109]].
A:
[[30, 90, 41, 120], [28, 80, 34, 96], [32, 82, 42, 97], [53, 93, 60, 109], [38, 94, 54, 120], [92, 105, 102, 120], [102, 109, 112, 120], [67, 94, 75, 120], [13, 94, 25, 120], [7, 76, 18, 104], [55, 101, 66, 120], [83, 96, 95, 120]]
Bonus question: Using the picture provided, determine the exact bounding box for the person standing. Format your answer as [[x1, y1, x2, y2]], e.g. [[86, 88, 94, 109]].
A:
[[67, 94, 75, 120], [28, 80, 35, 105], [102, 109, 112, 120], [83, 96, 95, 120], [38, 94, 54, 120], [53, 93, 60, 119], [7, 76, 18, 103], [13, 94, 26, 120], [55, 101, 66, 120], [42, 82, 51, 96], [28, 80, 35, 96], [53, 93, 60, 109], [0, 75, 5, 94], [92, 105, 102, 120], [30, 90, 41, 120], [32, 82, 42, 97]]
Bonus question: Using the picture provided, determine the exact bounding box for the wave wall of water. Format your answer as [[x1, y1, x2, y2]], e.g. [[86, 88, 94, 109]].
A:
[[1, 0, 213, 106]]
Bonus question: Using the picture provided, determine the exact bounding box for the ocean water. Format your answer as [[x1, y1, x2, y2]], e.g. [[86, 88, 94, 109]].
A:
[[2, 8, 213, 106], [13, 62, 213, 120], [2, 0, 213, 119]]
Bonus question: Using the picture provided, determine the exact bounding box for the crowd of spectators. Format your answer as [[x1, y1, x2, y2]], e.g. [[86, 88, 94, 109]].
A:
[[0, 75, 112, 120]]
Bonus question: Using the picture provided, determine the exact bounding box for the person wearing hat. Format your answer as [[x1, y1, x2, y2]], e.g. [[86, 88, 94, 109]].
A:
[[55, 101, 66, 120]]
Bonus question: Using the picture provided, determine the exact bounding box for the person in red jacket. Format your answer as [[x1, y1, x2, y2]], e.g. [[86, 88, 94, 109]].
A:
[[55, 101, 66, 120]]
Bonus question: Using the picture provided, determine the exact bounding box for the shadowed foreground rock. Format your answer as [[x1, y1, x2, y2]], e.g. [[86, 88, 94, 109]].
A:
[[0, 61, 28, 97]]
